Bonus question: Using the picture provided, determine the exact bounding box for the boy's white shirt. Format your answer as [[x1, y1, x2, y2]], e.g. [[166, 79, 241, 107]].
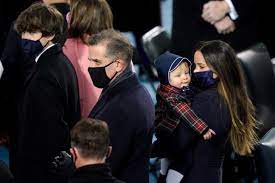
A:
[[224, 0, 239, 20], [35, 43, 56, 62]]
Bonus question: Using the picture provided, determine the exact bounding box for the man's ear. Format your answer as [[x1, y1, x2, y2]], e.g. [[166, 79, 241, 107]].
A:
[[106, 146, 112, 158], [70, 147, 78, 162], [115, 59, 126, 72], [70, 148, 74, 156], [39, 34, 55, 47], [45, 34, 55, 42], [21, 32, 42, 41]]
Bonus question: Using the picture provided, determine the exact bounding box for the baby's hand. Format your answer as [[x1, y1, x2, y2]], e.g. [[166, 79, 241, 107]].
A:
[[203, 129, 216, 140]]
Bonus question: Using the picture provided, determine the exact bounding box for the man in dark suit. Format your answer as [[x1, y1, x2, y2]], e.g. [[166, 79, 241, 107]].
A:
[[14, 3, 80, 183], [87, 29, 155, 183], [171, 0, 260, 59]]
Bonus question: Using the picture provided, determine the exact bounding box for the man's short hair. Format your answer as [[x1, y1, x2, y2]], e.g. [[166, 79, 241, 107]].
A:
[[15, 2, 64, 43], [71, 118, 110, 160], [88, 29, 133, 64]]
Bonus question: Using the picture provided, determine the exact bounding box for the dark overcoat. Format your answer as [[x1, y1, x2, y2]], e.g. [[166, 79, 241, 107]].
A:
[[89, 74, 154, 183], [16, 44, 80, 183]]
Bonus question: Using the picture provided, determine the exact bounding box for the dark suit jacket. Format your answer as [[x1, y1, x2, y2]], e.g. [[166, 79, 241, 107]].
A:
[[89, 74, 154, 183], [108, 0, 160, 36], [69, 164, 124, 183], [169, 88, 231, 183], [171, 0, 260, 59], [16, 44, 80, 183]]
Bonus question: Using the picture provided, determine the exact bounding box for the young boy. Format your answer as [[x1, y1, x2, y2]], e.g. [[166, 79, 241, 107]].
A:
[[153, 51, 216, 183], [14, 3, 80, 183]]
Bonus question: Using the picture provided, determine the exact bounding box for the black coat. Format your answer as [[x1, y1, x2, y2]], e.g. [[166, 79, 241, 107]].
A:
[[169, 88, 231, 183], [0, 2, 70, 132], [16, 44, 80, 183], [69, 164, 124, 183], [108, 0, 160, 36], [171, 0, 260, 59], [89, 74, 154, 183]]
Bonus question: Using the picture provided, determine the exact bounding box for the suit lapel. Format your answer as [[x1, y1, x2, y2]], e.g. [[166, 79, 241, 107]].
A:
[[89, 91, 109, 117]]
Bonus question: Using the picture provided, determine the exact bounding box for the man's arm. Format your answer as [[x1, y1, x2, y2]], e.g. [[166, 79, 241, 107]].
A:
[[214, 16, 236, 34]]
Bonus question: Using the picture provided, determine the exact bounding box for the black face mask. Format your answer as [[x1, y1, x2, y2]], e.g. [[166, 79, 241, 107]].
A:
[[21, 39, 44, 58], [88, 61, 117, 88]]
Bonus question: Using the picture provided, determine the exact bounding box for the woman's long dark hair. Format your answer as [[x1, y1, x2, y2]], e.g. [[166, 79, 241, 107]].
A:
[[195, 40, 258, 155]]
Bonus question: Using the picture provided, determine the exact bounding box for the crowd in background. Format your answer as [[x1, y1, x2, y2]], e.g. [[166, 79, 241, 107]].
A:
[[0, 0, 274, 183]]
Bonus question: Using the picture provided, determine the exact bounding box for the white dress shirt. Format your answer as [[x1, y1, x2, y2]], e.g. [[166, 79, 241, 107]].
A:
[[35, 43, 56, 62], [225, 0, 239, 20], [0, 60, 3, 79]]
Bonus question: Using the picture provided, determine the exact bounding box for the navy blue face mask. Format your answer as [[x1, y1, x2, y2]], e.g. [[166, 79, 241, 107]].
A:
[[192, 70, 217, 90], [21, 39, 44, 58]]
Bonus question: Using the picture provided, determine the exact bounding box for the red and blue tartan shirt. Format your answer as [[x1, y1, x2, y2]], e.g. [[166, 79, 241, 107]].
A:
[[155, 84, 209, 136]]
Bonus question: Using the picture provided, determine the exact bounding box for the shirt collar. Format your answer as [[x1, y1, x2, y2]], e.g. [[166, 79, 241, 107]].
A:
[[35, 43, 56, 62]]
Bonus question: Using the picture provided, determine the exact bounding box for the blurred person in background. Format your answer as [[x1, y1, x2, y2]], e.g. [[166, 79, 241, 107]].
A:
[[171, 0, 261, 59], [63, 0, 113, 117]]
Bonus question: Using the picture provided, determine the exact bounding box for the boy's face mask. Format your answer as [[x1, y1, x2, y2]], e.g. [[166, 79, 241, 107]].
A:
[[21, 39, 44, 58], [192, 70, 217, 90]]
